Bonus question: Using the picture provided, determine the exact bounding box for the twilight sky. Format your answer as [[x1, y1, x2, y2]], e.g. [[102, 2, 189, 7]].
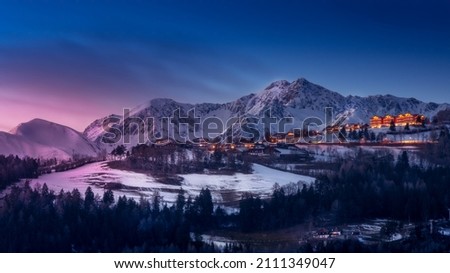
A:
[[1, 0, 449, 132]]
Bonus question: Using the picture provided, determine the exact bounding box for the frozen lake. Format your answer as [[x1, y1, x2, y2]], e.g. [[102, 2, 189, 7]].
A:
[[29, 161, 315, 206]]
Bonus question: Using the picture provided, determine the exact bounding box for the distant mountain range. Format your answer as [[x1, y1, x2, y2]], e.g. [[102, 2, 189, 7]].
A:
[[1, 78, 449, 159], [0, 119, 99, 160], [85, 78, 449, 149]]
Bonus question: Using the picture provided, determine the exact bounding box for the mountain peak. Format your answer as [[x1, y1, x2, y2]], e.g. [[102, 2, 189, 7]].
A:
[[294, 77, 309, 83], [264, 80, 290, 91], [28, 118, 51, 123], [290, 77, 318, 89], [9, 118, 50, 134], [127, 98, 173, 116], [3, 118, 99, 160], [26, 118, 59, 127], [10, 118, 75, 135]]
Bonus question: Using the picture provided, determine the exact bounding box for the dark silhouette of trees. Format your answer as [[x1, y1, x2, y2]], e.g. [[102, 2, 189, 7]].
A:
[[238, 148, 450, 232], [0, 183, 219, 252], [122, 144, 251, 176], [422, 127, 450, 165], [111, 145, 127, 158], [390, 120, 396, 131], [196, 188, 213, 224], [239, 193, 263, 232], [0, 155, 38, 189], [338, 126, 347, 142], [102, 189, 115, 206], [434, 108, 450, 124]]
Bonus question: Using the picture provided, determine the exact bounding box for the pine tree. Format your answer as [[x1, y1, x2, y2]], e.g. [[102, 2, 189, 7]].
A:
[[84, 187, 95, 209], [176, 191, 186, 213], [339, 126, 347, 142], [102, 189, 114, 206], [389, 120, 396, 131]]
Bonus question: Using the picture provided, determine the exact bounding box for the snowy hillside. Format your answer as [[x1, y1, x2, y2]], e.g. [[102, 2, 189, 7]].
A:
[[1, 119, 99, 160], [84, 114, 122, 152], [29, 161, 315, 206], [84, 78, 449, 148], [0, 131, 69, 159]]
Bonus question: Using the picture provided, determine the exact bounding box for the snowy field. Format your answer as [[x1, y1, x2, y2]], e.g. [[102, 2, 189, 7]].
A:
[[28, 161, 315, 207]]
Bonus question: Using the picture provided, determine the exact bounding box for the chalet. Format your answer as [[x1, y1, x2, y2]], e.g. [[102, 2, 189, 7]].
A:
[[247, 143, 265, 156], [396, 113, 425, 126], [382, 114, 395, 127], [370, 115, 383, 128], [272, 132, 287, 144], [396, 113, 410, 126], [369, 113, 426, 128], [248, 145, 281, 157], [344, 123, 369, 131], [345, 123, 361, 131], [285, 131, 300, 144]]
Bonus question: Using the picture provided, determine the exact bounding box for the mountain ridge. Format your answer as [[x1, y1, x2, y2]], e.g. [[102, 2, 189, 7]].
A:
[[1, 119, 100, 160], [1, 77, 448, 158], [84, 77, 449, 149]]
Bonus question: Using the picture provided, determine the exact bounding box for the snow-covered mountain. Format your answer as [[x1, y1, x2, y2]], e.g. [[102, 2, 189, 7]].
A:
[[84, 78, 449, 148], [0, 131, 68, 159], [3, 78, 446, 158], [1, 119, 99, 160]]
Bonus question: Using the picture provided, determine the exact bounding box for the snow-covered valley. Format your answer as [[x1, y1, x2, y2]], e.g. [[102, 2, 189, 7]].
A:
[[28, 161, 315, 207]]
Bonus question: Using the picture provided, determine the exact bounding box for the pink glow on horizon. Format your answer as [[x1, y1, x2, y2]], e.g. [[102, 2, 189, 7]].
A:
[[0, 88, 123, 133]]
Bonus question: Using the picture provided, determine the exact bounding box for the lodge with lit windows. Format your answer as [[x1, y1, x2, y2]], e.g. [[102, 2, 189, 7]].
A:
[[370, 113, 426, 128]]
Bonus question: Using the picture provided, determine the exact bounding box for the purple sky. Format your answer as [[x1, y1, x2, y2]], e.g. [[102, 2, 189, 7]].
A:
[[1, 0, 449, 132]]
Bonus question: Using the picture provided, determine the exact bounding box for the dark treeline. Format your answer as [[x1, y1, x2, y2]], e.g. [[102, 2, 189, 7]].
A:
[[239, 149, 450, 233], [118, 144, 251, 176], [0, 155, 38, 190], [314, 152, 450, 223], [421, 127, 450, 165], [0, 184, 223, 252], [238, 127, 450, 232]]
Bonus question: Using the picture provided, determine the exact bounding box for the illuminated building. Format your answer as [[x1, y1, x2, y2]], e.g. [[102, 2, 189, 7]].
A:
[[369, 113, 426, 128]]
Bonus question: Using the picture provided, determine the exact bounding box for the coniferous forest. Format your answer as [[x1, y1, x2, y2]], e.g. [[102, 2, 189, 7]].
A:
[[0, 153, 450, 252], [0, 128, 450, 252], [0, 155, 38, 190], [0, 184, 218, 252]]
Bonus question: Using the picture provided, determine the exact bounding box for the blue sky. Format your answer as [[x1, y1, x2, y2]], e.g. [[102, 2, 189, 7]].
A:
[[0, 0, 449, 131]]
